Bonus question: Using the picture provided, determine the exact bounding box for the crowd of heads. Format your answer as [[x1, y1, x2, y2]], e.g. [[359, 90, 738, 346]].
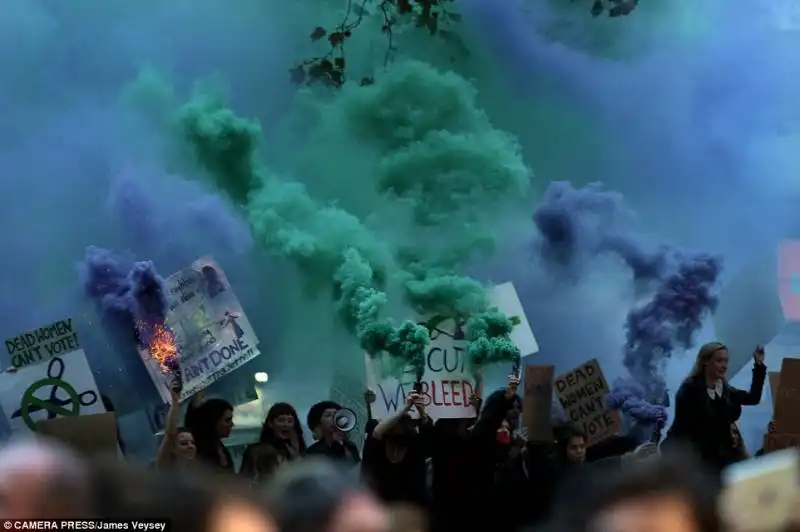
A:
[[0, 343, 793, 532]]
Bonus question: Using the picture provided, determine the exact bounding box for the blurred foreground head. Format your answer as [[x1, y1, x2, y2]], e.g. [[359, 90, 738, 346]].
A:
[[88, 459, 277, 532], [266, 457, 389, 532], [572, 451, 721, 532], [0, 440, 92, 518]]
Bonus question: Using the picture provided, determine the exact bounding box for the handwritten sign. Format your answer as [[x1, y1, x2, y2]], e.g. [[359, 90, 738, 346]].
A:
[[523, 365, 554, 442], [365, 282, 538, 420], [0, 349, 105, 434], [554, 359, 620, 446], [138, 257, 262, 403], [366, 319, 476, 420], [5, 319, 81, 369], [774, 358, 800, 434]]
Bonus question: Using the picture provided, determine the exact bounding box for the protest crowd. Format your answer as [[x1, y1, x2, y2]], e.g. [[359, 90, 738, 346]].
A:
[[4, 329, 800, 532]]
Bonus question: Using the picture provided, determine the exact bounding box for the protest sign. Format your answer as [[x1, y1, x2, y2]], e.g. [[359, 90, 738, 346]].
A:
[[523, 365, 554, 442], [5, 318, 81, 369], [328, 371, 368, 452], [765, 432, 800, 452], [554, 359, 620, 446], [721, 449, 800, 532], [770, 371, 781, 409], [774, 358, 800, 434], [715, 252, 786, 379], [36, 412, 119, 457], [365, 317, 475, 420], [365, 282, 538, 420], [138, 257, 261, 403], [0, 349, 105, 433]]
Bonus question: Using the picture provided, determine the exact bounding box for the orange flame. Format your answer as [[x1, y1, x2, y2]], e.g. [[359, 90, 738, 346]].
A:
[[142, 322, 178, 373]]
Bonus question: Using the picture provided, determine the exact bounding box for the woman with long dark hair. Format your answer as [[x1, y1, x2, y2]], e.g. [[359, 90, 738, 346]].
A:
[[240, 403, 305, 484], [662, 342, 766, 472], [184, 390, 235, 472]]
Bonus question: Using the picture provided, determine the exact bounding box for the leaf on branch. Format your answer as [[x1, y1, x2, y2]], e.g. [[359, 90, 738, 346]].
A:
[[334, 57, 345, 70], [359, 77, 375, 86], [447, 12, 462, 21], [308, 59, 334, 83], [289, 65, 306, 85], [397, 0, 414, 14], [590, 0, 603, 16], [352, 2, 369, 16], [417, 13, 439, 35], [310, 26, 327, 41], [328, 31, 346, 46]]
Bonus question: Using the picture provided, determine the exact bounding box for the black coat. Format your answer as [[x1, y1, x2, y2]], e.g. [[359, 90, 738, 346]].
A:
[[663, 362, 766, 471]]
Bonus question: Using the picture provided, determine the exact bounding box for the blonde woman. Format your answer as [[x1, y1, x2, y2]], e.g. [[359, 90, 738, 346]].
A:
[[662, 342, 766, 472]]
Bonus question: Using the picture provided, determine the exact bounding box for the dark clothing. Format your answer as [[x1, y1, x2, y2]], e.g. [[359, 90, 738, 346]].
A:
[[185, 402, 234, 473], [431, 390, 514, 532], [306, 438, 361, 465], [515, 434, 635, 528], [361, 417, 433, 506], [663, 363, 766, 471]]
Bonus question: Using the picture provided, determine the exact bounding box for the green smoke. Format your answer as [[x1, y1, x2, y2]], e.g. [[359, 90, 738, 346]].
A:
[[334, 61, 530, 368], [174, 60, 529, 377]]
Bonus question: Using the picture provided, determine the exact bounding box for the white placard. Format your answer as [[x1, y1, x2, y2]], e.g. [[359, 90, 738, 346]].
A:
[[0, 349, 105, 434]]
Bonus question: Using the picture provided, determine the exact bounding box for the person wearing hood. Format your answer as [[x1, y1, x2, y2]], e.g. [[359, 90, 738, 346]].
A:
[[306, 400, 361, 465]]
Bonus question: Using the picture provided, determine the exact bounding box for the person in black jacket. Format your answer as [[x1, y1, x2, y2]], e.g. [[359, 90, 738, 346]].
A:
[[662, 342, 766, 472], [306, 400, 360, 465]]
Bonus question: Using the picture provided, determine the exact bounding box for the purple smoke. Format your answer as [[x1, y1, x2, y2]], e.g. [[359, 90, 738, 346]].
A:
[[533, 181, 722, 387], [80, 246, 168, 347], [107, 173, 252, 267], [606, 378, 667, 424]]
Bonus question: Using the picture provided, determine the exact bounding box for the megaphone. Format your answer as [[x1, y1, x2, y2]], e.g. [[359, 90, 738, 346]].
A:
[[333, 408, 358, 433]]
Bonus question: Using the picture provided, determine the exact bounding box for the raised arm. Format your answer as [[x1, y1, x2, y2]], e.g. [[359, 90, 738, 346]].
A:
[[730, 347, 767, 406], [155, 387, 182, 469], [372, 392, 418, 440], [471, 375, 519, 439]]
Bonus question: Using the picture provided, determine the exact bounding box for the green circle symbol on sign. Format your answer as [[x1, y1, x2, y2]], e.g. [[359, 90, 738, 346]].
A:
[[19, 378, 81, 431]]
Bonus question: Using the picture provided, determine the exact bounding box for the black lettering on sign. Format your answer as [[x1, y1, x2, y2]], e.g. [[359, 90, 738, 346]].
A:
[[427, 345, 466, 374], [7, 319, 80, 368]]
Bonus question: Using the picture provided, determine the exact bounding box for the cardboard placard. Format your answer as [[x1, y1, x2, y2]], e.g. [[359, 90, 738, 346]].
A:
[[769, 371, 781, 409], [765, 433, 800, 452], [774, 358, 800, 434], [523, 365, 554, 442], [554, 359, 620, 446], [36, 412, 119, 457]]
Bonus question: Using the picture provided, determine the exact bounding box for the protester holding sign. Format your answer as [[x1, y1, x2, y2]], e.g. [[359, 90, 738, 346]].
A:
[[663, 342, 766, 472], [155, 385, 196, 470], [362, 391, 432, 507]]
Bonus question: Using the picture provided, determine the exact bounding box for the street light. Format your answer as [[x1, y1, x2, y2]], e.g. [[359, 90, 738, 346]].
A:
[[254, 372, 269, 384]]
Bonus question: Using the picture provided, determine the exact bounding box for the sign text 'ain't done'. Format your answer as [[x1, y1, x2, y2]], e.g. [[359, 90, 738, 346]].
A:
[[375, 343, 475, 413], [554, 359, 618, 444], [5, 319, 80, 369], [180, 337, 254, 383]]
